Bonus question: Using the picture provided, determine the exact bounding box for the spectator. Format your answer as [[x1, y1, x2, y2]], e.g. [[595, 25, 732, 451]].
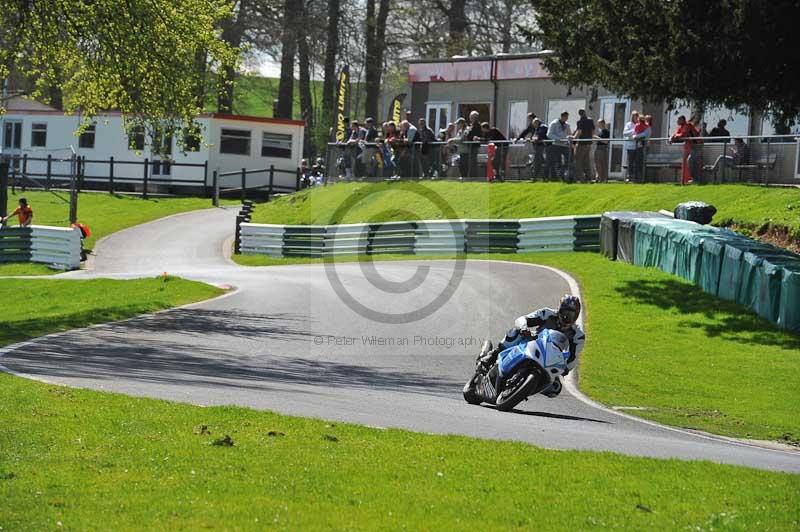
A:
[[481, 122, 507, 180], [2, 197, 33, 227], [700, 121, 710, 138], [377, 139, 396, 178], [417, 118, 437, 178], [528, 118, 548, 180], [669, 115, 701, 185], [593, 119, 610, 182], [709, 119, 731, 142], [516, 112, 538, 141], [466, 111, 483, 178], [393, 120, 418, 178], [362, 117, 379, 178], [622, 110, 640, 181], [545, 111, 572, 181], [706, 137, 751, 181], [346, 120, 366, 179], [631, 115, 651, 182], [572, 109, 595, 182], [450, 117, 470, 179]]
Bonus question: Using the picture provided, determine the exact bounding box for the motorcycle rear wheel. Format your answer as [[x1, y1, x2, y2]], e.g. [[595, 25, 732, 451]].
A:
[[495, 361, 540, 412]]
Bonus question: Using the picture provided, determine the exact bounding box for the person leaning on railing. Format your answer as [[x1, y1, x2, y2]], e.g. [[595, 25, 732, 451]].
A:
[[545, 112, 572, 182], [417, 118, 438, 178], [361, 118, 380, 179], [480, 122, 507, 180], [593, 119, 610, 182], [572, 109, 595, 183], [450, 117, 471, 179]]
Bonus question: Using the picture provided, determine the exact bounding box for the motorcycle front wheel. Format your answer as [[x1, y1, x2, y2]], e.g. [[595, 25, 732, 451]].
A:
[[495, 360, 540, 412], [462, 371, 483, 405]]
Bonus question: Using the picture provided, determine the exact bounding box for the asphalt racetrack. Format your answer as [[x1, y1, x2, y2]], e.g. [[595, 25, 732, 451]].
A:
[[2, 207, 799, 473]]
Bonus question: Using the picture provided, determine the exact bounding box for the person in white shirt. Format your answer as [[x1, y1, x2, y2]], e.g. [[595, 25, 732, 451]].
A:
[[622, 110, 640, 181], [544, 112, 572, 181]]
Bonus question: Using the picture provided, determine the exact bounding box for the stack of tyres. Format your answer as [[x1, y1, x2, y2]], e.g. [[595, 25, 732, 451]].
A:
[[747, 252, 800, 324], [778, 261, 800, 333]]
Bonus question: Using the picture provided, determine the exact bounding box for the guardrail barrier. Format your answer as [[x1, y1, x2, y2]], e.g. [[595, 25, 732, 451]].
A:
[[0, 225, 82, 270], [238, 215, 601, 259]]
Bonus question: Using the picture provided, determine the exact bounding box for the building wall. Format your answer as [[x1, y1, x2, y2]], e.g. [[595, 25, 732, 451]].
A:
[[0, 112, 304, 189]]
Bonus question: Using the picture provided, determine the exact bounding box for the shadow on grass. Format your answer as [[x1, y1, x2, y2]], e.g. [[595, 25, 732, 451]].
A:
[[615, 278, 800, 350]]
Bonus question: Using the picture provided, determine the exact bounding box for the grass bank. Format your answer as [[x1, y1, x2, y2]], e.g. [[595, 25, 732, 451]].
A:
[[1, 372, 798, 530], [249, 182, 800, 241], [234, 251, 800, 443], [0, 276, 223, 346]]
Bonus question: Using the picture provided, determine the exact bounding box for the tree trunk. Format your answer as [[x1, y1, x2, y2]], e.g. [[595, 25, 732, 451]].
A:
[[364, 0, 390, 120], [321, 0, 341, 121], [277, 0, 301, 119], [297, 1, 314, 156], [217, 1, 249, 113], [500, 0, 513, 53], [447, 0, 468, 56]]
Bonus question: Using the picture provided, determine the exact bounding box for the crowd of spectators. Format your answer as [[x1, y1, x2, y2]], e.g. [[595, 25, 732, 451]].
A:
[[321, 107, 756, 185]]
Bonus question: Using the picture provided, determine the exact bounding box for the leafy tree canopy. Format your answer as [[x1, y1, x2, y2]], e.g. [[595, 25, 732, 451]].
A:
[[529, 0, 799, 122], [0, 0, 239, 146]]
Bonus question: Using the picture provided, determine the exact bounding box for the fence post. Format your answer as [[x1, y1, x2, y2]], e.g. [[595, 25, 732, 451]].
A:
[[69, 154, 78, 224], [77, 156, 85, 192], [109, 156, 115, 194], [202, 160, 209, 196], [240, 167, 246, 203], [234, 215, 243, 254], [269, 165, 275, 202], [142, 158, 149, 199], [212, 170, 219, 207], [294, 166, 300, 191], [46, 154, 52, 190], [0, 160, 8, 220], [721, 139, 728, 183], [21, 154, 27, 191], [410, 142, 417, 179], [10, 156, 16, 194], [764, 137, 771, 186]]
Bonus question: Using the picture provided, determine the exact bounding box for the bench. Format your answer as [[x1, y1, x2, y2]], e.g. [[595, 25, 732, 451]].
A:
[[703, 153, 778, 183], [643, 152, 682, 182]]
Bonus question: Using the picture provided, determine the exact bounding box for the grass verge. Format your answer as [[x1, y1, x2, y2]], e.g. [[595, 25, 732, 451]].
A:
[[1, 190, 234, 275], [248, 182, 800, 241], [234, 251, 800, 443], [1, 371, 798, 530], [0, 276, 223, 346]]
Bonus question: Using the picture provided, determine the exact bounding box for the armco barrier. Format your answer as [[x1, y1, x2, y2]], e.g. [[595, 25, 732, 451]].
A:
[[239, 215, 601, 258], [601, 212, 800, 333], [0, 225, 81, 269]]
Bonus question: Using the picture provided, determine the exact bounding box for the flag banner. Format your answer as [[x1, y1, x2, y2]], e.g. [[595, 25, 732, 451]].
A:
[[388, 93, 407, 124], [334, 66, 350, 142]]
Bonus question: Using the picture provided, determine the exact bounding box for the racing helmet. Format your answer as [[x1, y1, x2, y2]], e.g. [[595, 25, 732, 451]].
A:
[[557, 295, 581, 327]]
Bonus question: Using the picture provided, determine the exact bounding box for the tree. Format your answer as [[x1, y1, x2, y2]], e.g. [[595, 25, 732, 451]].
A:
[[297, 1, 314, 156], [276, 0, 302, 119], [0, 0, 238, 146], [529, 0, 800, 121], [321, 0, 341, 119], [218, 1, 252, 113], [364, 0, 391, 120]]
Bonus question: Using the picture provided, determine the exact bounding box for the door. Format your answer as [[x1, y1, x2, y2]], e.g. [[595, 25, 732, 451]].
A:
[[151, 131, 173, 177], [426, 102, 450, 135], [2, 120, 23, 173], [599, 98, 630, 179]]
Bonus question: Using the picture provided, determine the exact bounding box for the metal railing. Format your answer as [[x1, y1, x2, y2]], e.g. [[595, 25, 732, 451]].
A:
[[324, 134, 800, 186], [213, 165, 302, 206]]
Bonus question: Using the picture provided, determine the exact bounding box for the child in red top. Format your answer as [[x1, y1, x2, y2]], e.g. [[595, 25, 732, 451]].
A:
[[634, 115, 649, 135], [2, 197, 33, 227]]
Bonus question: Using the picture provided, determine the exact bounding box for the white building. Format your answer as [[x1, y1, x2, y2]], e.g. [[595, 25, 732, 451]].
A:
[[0, 97, 305, 192]]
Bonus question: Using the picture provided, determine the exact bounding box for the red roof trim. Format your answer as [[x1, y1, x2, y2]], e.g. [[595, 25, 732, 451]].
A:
[[0, 109, 305, 127], [209, 113, 305, 127]]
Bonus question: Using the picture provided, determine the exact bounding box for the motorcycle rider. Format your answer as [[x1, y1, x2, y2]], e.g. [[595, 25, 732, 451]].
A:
[[478, 295, 585, 398]]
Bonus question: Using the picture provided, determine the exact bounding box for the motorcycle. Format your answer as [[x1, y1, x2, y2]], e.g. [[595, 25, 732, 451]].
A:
[[463, 328, 572, 411]]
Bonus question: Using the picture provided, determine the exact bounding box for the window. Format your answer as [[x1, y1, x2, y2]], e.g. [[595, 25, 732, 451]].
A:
[[426, 102, 451, 134], [182, 129, 201, 152], [3, 121, 21, 149], [545, 98, 587, 127], [261, 132, 292, 158], [128, 125, 145, 151], [457, 103, 491, 124], [220, 128, 251, 155], [79, 124, 96, 149], [761, 116, 800, 143], [31, 123, 47, 147], [507, 100, 529, 139]]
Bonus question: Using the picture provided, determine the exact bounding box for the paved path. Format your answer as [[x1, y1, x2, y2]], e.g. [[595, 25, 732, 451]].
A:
[[3, 207, 799, 473]]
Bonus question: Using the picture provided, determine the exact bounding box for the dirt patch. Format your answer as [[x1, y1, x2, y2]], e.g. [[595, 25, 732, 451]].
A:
[[722, 223, 800, 253]]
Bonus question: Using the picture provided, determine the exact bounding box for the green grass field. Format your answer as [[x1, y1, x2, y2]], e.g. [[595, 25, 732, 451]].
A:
[[234, 251, 800, 443], [0, 277, 797, 529], [249, 182, 800, 241]]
